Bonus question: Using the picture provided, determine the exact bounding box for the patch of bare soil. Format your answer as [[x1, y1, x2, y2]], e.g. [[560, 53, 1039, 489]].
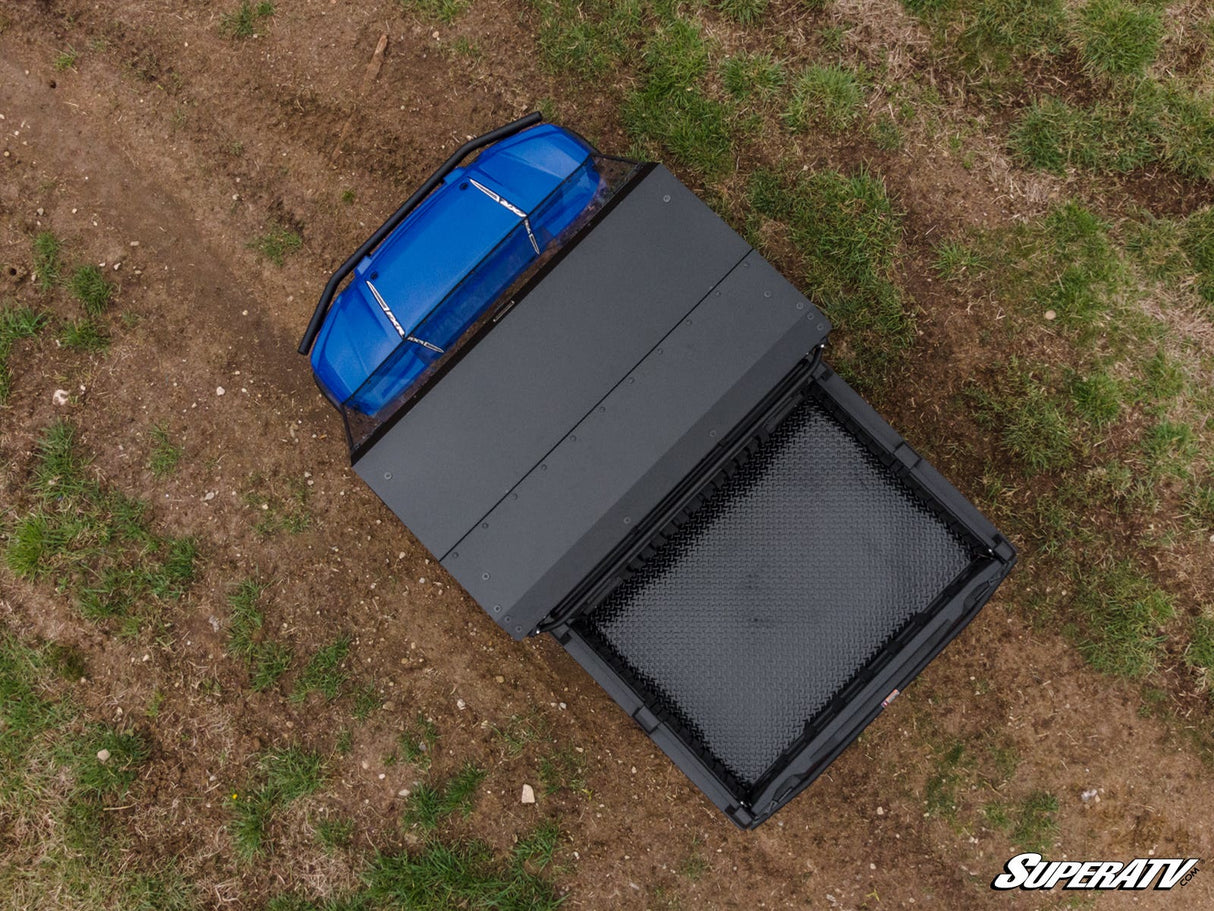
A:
[[2, 2, 1213, 909]]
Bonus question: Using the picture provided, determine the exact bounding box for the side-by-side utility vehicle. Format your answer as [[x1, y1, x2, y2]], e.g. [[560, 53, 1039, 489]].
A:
[[297, 113, 1016, 828]]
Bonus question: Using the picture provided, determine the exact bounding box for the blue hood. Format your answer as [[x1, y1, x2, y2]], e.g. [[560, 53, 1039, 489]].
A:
[[311, 124, 598, 412]]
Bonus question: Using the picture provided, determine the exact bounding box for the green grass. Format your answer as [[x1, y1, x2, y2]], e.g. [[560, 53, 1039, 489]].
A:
[[227, 578, 266, 659], [492, 711, 550, 757], [539, 746, 588, 797], [716, 0, 767, 25], [720, 52, 785, 100], [870, 115, 904, 150], [33, 230, 63, 291], [0, 633, 195, 908], [400, 0, 471, 24], [747, 167, 910, 384], [968, 361, 1075, 473], [1186, 616, 1214, 685], [1127, 214, 1190, 282], [245, 474, 313, 535], [60, 318, 110, 352], [1189, 483, 1214, 532], [1074, 0, 1163, 79], [621, 19, 733, 178], [231, 747, 325, 860], [351, 683, 381, 721], [1010, 791, 1059, 853], [1008, 95, 1156, 175], [1009, 83, 1214, 180], [934, 240, 988, 280], [924, 741, 967, 819], [292, 636, 350, 702], [1135, 348, 1187, 406], [1181, 207, 1214, 303], [1068, 369, 1121, 427], [398, 713, 440, 767], [315, 816, 355, 852], [226, 578, 294, 691], [57, 724, 150, 797], [365, 822, 563, 910], [404, 763, 488, 830], [250, 642, 293, 691], [0, 304, 48, 402], [531, 0, 642, 79], [220, 0, 274, 38], [5, 422, 199, 625], [147, 424, 183, 477], [1142, 419, 1200, 482], [1072, 562, 1175, 677], [783, 65, 864, 133], [54, 46, 79, 71], [953, 0, 1066, 77], [248, 225, 302, 265], [976, 202, 1125, 344], [68, 264, 115, 316]]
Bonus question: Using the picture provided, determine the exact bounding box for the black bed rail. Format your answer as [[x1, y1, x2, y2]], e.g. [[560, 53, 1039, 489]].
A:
[[297, 111, 544, 355]]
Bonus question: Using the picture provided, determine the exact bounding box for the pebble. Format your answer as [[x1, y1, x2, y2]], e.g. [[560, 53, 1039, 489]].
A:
[[1044, 309, 1057, 321], [52, 389, 70, 406], [96, 749, 110, 763], [216, 386, 226, 396], [876, 806, 884, 816], [456, 698, 466, 710], [520, 784, 535, 804], [494, 675, 504, 684], [1081, 788, 1099, 803], [398, 788, 410, 797]]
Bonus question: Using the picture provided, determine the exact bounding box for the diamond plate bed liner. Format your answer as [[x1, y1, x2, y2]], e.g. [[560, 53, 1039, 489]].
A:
[[551, 360, 1014, 827]]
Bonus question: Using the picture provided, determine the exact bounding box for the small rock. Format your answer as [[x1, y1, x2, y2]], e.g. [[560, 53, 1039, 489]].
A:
[[520, 784, 536, 804], [382, 701, 395, 712], [52, 389, 70, 406], [216, 386, 226, 396], [494, 675, 504, 684], [398, 788, 410, 797], [456, 698, 466, 710], [96, 749, 111, 763], [1081, 788, 1098, 803], [1044, 309, 1057, 321], [876, 806, 884, 816], [203, 491, 216, 501]]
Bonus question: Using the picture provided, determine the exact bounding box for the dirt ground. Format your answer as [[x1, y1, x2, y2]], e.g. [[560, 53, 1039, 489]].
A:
[[1, 1, 1213, 909]]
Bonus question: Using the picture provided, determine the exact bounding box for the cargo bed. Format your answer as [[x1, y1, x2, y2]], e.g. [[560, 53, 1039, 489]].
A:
[[552, 361, 1012, 826], [300, 115, 1015, 828]]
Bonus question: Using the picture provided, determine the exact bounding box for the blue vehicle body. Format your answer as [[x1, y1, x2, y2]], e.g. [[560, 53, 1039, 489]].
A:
[[310, 124, 599, 416]]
